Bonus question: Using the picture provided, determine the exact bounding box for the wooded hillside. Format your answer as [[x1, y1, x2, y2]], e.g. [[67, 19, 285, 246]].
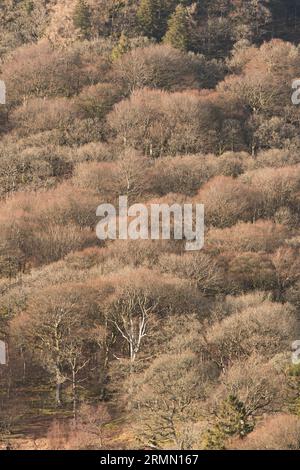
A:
[[0, 0, 300, 450]]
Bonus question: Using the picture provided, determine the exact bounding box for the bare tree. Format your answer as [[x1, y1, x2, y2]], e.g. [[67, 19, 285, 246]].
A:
[[109, 286, 158, 366], [133, 352, 207, 449], [13, 284, 99, 407]]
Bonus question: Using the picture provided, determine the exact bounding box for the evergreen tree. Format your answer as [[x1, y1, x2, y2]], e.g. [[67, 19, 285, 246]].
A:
[[24, 1, 34, 15], [163, 4, 190, 51], [111, 32, 130, 61], [137, 0, 174, 40], [203, 395, 254, 449], [73, 0, 92, 39], [288, 364, 300, 416]]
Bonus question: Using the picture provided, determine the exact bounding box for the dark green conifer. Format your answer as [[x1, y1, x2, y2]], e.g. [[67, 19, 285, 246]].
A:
[[73, 0, 92, 39], [203, 395, 254, 449], [137, 0, 171, 40], [163, 4, 189, 51]]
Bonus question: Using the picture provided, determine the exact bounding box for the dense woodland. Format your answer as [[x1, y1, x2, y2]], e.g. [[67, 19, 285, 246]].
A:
[[0, 0, 300, 450]]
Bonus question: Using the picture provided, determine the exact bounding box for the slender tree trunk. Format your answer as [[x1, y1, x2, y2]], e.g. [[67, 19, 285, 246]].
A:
[[55, 370, 64, 407], [56, 382, 62, 406], [72, 368, 77, 425]]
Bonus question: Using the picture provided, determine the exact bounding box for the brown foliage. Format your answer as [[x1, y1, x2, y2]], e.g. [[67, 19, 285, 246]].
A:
[[112, 44, 203, 93], [227, 252, 276, 291], [196, 176, 260, 228], [3, 40, 108, 106], [207, 220, 290, 253], [108, 88, 222, 157], [11, 97, 77, 137], [158, 252, 225, 295], [0, 183, 99, 267], [74, 83, 123, 120], [212, 354, 287, 420], [242, 165, 300, 217], [203, 299, 296, 367], [230, 414, 300, 450]]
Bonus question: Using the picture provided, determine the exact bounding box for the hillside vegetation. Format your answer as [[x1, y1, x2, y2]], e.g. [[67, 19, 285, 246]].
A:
[[0, 0, 300, 450]]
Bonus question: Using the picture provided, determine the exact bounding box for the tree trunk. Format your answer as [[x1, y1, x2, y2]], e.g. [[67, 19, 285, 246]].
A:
[[72, 369, 77, 425], [55, 382, 62, 407]]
